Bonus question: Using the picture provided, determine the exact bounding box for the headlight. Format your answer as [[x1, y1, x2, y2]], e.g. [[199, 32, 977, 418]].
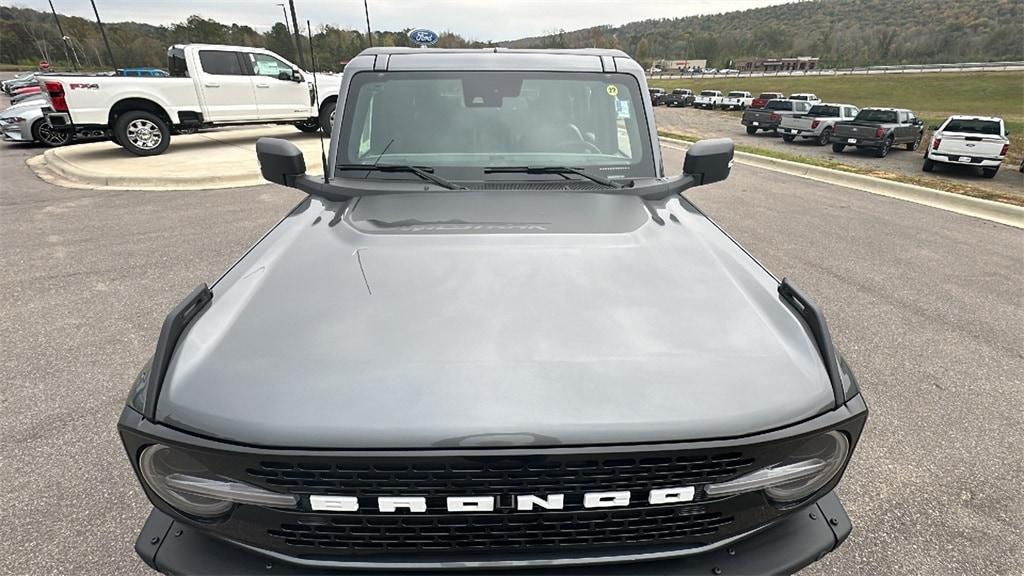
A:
[[139, 444, 297, 518], [705, 431, 850, 504]]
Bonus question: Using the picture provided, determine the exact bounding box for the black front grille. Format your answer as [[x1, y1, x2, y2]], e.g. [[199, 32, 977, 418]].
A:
[[231, 451, 757, 555], [245, 452, 755, 498], [268, 506, 734, 552]]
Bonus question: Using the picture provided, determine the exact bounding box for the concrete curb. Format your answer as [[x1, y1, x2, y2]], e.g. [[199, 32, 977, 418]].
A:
[[34, 149, 265, 190], [26, 126, 325, 191], [660, 137, 1024, 229]]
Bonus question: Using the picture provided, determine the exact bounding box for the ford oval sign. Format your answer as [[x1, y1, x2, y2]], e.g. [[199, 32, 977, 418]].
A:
[[409, 29, 439, 46]]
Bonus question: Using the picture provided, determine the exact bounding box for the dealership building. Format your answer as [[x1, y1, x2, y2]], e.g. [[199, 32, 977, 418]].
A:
[[734, 56, 820, 72]]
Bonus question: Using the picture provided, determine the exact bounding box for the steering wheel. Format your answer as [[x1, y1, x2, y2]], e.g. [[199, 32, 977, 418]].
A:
[[554, 139, 602, 154]]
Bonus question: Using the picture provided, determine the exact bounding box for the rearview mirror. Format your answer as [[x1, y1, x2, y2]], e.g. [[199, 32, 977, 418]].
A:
[[256, 137, 306, 186], [683, 138, 734, 186]]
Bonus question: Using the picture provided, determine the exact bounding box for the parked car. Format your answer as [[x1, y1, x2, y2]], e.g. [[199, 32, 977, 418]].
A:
[[923, 115, 1009, 178], [779, 103, 860, 146], [648, 87, 666, 106], [789, 93, 820, 103], [1, 96, 108, 147], [2, 72, 39, 95], [39, 43, 343, 156], [720, 91, 753, 110], [750, 92, 785, 109], [120, 46, 867, 576], [741, 99, 813, 134], [662, 88, 694, 107], [1, 98, 71, 146], [10, 88, 44, 105], [116, 67, 170, 77], [831, 108, 924, 158], [693, 89, 723, 109]]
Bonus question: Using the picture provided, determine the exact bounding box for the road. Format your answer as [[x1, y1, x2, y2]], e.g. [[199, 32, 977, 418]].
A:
[[1, 140, 1022, 575], [655, 106, 1024, 199]]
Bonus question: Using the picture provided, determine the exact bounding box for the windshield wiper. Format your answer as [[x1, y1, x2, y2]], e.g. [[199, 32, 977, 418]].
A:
[[483, 166, 630, 189], [335, 164, 465, 190]]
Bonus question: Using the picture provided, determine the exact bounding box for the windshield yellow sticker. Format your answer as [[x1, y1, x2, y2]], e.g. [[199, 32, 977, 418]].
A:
[[606, 85, 618, 96]]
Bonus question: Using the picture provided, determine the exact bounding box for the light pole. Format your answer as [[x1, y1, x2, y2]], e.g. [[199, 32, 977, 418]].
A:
[[363, 0, 372, 47], [89, 0, 116, 68], [275, 3, 291, 37]]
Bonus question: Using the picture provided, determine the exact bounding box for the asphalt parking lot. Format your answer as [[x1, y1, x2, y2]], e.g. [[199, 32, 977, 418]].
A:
[[655, 106, 1024, 199], [1, 134, 1022, 575]]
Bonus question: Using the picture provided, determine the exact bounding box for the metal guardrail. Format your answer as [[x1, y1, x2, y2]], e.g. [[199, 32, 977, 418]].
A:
[[648, 61, 1024, 80]]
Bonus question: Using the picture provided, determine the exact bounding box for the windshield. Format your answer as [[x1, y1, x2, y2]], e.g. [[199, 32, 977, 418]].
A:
[[699, 90, 717, 96], [856, 109, 897, 123], [672, 89, 689, 95], [808, 105, 840, 117], [728, 92, 746, 97], [943, 119, 1001, 135], [337, 71, 655, 181], [765, 100, 792, 111], [758, 93, 781, 99]]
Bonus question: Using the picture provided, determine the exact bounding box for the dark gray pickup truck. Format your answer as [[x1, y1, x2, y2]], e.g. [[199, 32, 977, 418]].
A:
[[831, 107, 924, 158], [741, 99, 812, 134], [119, 46, 867, 576], [662, 88, 694, 107]]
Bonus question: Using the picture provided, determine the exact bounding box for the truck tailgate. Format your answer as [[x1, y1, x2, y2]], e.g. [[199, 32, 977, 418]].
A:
[[781, 116, 814, 131], [937, 133, 1006, 158]]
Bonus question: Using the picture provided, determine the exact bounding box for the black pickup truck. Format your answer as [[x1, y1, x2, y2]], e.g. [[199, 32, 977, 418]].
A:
[[831, 108, 924, 158], [741, 99, 812, 134], [662, 88, 694, 107]]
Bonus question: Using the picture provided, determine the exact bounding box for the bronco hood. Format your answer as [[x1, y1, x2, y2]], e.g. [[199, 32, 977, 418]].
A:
[[158, 191, 834, 448]]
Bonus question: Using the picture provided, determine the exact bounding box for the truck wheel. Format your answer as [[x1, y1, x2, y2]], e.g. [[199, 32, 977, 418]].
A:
[[982, 167, 998, 178], [874, 137, 892, 158], [114, 111, 170, 156], [295, 119, 320, 133], [817, 128, 832, 146], [318, 100, 336, 136], [782, 134, 795, 143], [832, 143, 846, 153], [906, 134, 921, 151], [922, 158, 935, 172], [31, 118, 72, 147], [745, 126, 757, 135]]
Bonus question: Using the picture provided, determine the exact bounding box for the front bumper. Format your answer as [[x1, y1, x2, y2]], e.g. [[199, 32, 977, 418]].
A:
[[1, 119, 32, 142], [135, 491, 851, 575]]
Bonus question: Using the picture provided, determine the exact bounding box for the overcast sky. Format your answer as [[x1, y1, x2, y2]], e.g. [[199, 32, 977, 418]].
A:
[[18, 0, 797, 40]]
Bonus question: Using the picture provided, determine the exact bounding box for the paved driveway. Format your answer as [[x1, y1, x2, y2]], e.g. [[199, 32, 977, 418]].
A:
[[1, 141, 1021, 575]]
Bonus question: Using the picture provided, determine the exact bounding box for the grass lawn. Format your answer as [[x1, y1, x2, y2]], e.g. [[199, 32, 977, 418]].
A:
[[650, 72, 1024, 163]]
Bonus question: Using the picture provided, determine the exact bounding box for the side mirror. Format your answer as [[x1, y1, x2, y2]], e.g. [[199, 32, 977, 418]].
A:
[[277, 70, 292, 81], [290, 69, 303, 82], [256, 137, 306, 186], [683, 138, 734, 186]]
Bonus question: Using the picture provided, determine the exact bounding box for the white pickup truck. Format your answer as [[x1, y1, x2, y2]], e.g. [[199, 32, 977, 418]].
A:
[[41, 44, 342, 155], [719, 91, 753, 111], [923, 115, 1010, 178], [779, 103, 860, 146], [693, 90, 723, 110]]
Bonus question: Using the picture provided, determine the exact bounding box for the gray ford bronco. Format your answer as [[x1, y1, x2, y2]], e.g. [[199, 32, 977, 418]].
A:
[[119, 47, 867, 575]]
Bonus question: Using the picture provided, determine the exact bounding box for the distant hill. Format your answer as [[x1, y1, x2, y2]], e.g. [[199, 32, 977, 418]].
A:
[[507, 0, 1024, 69], [2, 0, 1020, 72]]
